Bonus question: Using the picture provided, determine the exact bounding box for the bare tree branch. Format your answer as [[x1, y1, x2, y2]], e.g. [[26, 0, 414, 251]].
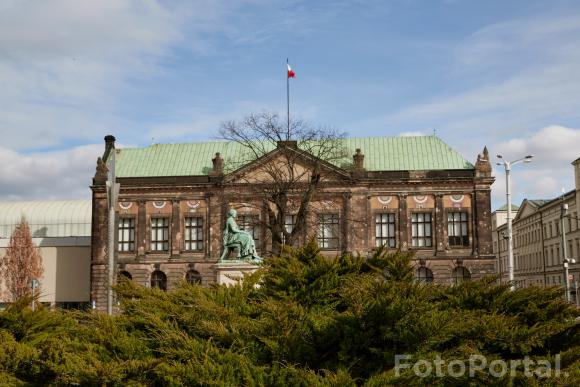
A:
[[219, 112, 348, 254]]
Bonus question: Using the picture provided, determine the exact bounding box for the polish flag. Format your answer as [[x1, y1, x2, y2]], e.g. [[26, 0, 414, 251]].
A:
[[287, 63, 295, 78]]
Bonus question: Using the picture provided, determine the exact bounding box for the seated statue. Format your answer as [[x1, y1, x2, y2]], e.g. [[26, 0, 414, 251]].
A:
[[219, 209, 262, 263]]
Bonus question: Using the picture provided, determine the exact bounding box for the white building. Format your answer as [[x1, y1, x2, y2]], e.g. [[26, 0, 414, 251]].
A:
[[492, 158, 580, 304], [0, 200, 91, 309]]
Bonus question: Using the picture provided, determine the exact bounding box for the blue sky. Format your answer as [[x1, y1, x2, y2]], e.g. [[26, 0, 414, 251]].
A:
[[1, 0, 579, 208]]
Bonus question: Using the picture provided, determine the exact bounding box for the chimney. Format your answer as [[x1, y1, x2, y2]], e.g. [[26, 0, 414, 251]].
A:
[[103, 135, 116, 162], [211, 152, 224, 176], [353, 148, 365, 170], [277, 140, 298, 149], [351, 148, 365, 179]]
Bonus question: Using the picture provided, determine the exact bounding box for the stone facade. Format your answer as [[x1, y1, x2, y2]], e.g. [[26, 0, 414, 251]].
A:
[[91, 136, 496, 311], [492, 158, 580, 304]]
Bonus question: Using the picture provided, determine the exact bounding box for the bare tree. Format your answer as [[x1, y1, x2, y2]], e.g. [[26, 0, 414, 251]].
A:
[[0, 218, 43, 302], [219, 112, 348, 253]]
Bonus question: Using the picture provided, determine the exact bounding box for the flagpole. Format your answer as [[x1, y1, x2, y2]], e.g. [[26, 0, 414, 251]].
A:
[[286, 58, 290, 140]]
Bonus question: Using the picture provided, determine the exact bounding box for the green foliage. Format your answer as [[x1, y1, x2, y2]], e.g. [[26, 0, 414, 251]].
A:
[[0, 244, 578, 385]]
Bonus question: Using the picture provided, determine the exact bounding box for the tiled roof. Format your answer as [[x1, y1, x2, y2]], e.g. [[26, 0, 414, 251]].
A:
[[0, 200, 91, 238], [115, 135, 474, 178]]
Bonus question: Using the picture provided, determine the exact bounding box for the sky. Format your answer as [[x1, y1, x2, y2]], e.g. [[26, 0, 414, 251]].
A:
[[1, 0, 579, 209]]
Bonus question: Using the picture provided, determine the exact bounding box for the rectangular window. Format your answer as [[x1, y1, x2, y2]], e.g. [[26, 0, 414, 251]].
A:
[[411, 213, 432, 247], [238, 215, 260, 246], [375, 213, 396, 248], [118, 218, 135, 252], [317, 214, 340, 249], [184, 217, 203, 251], [448, 212, 469, 247], [150, 217, 169, 251], [282, 214, 296, 245]]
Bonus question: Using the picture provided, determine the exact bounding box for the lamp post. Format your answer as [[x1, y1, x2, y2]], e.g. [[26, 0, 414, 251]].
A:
[[30, 279, 38, 311], [496, 154, 533, 291], [106, 150, 120, 315], [560, 191, 577, 303]]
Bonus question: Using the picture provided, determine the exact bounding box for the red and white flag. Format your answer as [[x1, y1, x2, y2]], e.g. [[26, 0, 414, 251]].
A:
[[287, 63, 295, 78]]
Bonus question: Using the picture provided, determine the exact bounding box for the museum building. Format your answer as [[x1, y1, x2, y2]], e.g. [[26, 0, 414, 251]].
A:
[[91, 135, 495, 311]]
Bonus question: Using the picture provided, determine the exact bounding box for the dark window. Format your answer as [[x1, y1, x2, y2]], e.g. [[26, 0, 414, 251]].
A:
[[119, 270, 132, 281], [118, 218, 135, 252], [411, 213, 432, 247], [317, 214, 340, 249], [186, 270, 202, 285], [150, 217, 169, 251], [184, 217, 203, 251], [151, 270, 167, 291], [375, 213, 396, 248], [452, 266, 471, 284], [448, 212, 469, 246], [238, 215, 260, 246], [416, 266, 434, 283], [282, 214, 296, 245]]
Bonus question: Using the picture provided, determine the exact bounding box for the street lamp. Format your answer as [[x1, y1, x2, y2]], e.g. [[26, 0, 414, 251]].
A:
[[560, 191, 577, 303], [496, 154, 533, 291]]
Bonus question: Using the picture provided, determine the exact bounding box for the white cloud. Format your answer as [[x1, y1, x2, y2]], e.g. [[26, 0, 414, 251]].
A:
[[374, 14, 580, 143], [0, 144, 103, 200], [490, 125, 580, 208], [398, 131, 425, 137], [0, 0, 249, 150]]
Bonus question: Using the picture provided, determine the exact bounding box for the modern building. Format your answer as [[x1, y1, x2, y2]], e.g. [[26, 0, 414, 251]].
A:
[[0, 200, 92, 309], [91, 135, 496, 311], [492, 158, 580, 303]]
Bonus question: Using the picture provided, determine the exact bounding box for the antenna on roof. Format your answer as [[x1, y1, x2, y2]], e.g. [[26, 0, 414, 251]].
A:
[[433, 128, 437, 136]]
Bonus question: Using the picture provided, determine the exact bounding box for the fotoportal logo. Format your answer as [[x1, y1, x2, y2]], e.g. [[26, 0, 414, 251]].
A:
[[395, 354, 562, 378]]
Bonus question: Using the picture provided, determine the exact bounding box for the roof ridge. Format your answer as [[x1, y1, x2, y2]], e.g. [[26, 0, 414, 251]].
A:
[[114, 135, 475, 177]]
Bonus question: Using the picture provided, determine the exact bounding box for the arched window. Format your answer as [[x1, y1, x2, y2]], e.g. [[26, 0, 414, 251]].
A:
[[151, 270, 167, 291], [119, 270, 132, 281], [416, 266, 434, 283], [185, 270, 202, 285], [452, 266, 471, 284]]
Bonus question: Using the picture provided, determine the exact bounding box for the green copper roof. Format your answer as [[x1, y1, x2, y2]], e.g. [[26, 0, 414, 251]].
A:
[[496, 204, 520, 211], [115, 135, 474, 178]]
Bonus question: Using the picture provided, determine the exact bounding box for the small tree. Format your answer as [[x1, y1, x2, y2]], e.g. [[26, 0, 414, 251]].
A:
[[220, 112, 348, 253], [0, 218, 43, 302]]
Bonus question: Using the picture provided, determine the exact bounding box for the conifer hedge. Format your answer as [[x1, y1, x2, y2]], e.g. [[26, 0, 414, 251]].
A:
[[0, 242, 578, 386]]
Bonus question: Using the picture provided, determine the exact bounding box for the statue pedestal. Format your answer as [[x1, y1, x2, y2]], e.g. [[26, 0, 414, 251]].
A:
[[212, 261, 261, 286]]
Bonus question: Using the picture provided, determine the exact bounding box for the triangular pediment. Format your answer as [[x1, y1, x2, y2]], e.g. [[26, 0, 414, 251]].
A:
[[514, 200, 540, 221], [223, 145, 351, 184]]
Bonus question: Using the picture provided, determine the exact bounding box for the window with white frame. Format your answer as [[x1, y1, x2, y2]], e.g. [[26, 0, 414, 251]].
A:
[[448, 212, 469, 247], [184, 217, 203, 251], [118, 218, 135, 252], [411, 213, 432, 247], [375, 213, 396, 248], [150, 217, 169, 251], [317, 214, 340, 249], [282, 214, 296, 245]]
